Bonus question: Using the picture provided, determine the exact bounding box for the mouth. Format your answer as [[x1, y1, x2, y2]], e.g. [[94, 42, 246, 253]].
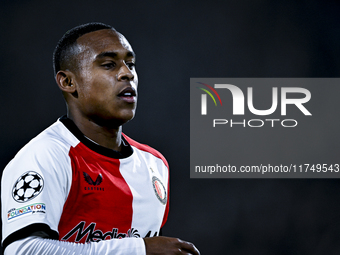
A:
[[117, 87, 137, 103]]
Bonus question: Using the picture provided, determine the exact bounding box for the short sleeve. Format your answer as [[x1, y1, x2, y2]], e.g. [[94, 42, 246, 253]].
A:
[[1, 134, 73, 249]]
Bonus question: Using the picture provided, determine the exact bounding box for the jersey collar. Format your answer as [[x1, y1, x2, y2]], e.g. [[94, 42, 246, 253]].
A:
[[59, 115, 133, 159]]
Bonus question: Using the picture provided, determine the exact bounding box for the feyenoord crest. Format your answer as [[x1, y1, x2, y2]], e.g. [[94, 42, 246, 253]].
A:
[[12, 171, 44, 203], [152, 176, 167, 205]]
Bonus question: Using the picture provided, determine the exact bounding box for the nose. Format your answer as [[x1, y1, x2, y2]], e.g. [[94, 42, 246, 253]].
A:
[[117, 64, 134, 81]]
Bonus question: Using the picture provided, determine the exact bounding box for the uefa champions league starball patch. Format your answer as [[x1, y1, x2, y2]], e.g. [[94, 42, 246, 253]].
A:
[[152, 176, 167, 205], [12, 171, 44, 203]]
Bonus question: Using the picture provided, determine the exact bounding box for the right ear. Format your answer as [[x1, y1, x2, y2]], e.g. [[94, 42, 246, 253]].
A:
[[55, 70, 77, 93]]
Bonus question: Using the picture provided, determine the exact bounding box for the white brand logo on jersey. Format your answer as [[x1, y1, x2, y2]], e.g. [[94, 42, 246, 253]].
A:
[[12, 171, 44, 203], [152, 176, 167, 205]]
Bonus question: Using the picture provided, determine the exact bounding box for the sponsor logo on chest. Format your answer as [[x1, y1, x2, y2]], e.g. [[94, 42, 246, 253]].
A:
[[61, 221, 158, 242]]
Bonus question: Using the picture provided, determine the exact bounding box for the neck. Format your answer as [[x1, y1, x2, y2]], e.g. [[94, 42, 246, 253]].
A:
[[68, 112, 123, 151]]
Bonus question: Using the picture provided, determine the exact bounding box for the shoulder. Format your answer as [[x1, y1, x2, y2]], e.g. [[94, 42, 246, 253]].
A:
[[3, 120, 78, 176], [20, 121, 76, 155], [123, 133, 169, 169]]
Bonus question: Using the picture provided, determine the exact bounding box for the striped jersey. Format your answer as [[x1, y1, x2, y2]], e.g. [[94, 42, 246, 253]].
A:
[[1, 116, 169, 252]]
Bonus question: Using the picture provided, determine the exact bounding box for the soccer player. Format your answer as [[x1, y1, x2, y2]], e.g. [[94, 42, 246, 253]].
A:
[[1, 22, 199, 255]]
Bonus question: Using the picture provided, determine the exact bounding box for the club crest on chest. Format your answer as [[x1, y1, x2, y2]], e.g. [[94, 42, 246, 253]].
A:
[[151, 176, 167, 205]]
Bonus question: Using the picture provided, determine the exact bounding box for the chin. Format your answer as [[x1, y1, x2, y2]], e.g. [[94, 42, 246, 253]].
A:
[[121, 113, 135, 124], [88, 111, 134, 128], [111, 110, 136, 127]]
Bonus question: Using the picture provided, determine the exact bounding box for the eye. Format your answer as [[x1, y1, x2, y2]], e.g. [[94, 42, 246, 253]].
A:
[[102, 62, 116, 69], [126, 62, 136, 70]]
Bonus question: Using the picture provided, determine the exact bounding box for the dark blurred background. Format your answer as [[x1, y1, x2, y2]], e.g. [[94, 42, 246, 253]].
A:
[[1, 0, 340, 254]]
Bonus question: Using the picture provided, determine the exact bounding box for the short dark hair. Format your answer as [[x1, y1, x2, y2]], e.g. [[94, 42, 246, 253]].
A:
[[53, 22, 115, 75]]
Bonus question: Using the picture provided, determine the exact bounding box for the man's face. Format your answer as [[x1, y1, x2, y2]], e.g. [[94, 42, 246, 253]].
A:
[[72, 29, 138, 127]]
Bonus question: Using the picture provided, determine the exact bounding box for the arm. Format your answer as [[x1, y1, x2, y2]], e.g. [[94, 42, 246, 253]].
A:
[[5, 236, 200, 255], [5, 235, 145, 255]]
